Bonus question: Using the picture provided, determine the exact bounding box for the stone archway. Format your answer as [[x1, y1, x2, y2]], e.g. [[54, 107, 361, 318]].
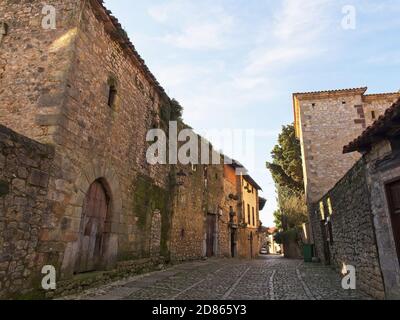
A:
[[61, 160, 122, 278]]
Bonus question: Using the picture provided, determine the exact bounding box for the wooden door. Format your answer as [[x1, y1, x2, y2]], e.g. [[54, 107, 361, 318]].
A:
[[386, 180, 400, 265], [206, 214, 216, 257], [75, 181, 109, 273]]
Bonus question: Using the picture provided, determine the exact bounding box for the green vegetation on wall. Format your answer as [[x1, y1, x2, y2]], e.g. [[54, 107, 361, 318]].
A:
[[266, 124, 308, 235], [132, 173, 175, 259], [160, 98, 184, 129]]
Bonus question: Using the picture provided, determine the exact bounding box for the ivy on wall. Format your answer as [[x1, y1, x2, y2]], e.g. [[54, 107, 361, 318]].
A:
[[132, 174, 175, 259]]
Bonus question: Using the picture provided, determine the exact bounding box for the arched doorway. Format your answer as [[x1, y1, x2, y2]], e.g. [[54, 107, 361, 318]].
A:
[[75, 179, 110, 274]]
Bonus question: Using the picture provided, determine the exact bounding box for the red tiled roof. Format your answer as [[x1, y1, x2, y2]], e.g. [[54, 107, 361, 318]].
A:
[[293, 87, 368, 97], [343, 98, 400, 153], [364, 92, 400, 98], [225, 157, 263, 191]]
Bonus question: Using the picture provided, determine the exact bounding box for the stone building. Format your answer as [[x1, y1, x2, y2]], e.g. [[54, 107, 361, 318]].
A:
[[342, 98, 400, 299], [0, 1, 265, 298], [302, 95, 400, 299], [293, 88, 400, 206], [0, 0, 175, 298], [169, 146, 230, 261], [222, 160, 263, 259]]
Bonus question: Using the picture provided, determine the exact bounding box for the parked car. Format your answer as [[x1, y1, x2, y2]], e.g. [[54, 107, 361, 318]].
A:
[[260, 248, 268, 255]]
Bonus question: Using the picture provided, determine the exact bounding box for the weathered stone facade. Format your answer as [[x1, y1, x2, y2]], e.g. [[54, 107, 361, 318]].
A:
[[169, 161, 228, 261], [294, 88, 400, 205], [0, 1, 265, 298], [222, 164, 241, 258], [0, 0, 174, 297], [0, 125, 55, 297], [314, 159, 385, 299], [308, 97, 400, 299], [365, 142, 400, 299], [222, 164, 262, 260]]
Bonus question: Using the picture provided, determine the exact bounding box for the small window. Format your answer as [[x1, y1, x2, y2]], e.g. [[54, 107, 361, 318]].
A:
[[371, 111, 376, 120], [312, 103, 316, 107], [108, 85, 117, 108], [247, 204, 251, 224], [342, 101, 346, 105], [252, 207, 255, 226], [107, 77, 117, 108]]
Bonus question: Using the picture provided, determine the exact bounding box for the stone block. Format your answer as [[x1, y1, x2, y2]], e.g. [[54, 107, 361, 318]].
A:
[[12, 179, 26, 192], [35, 114, 61, 126], [28, 169, 49, 188]]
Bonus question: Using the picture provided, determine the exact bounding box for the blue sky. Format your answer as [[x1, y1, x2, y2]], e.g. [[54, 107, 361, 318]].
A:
[[104, 0, 400, 226]]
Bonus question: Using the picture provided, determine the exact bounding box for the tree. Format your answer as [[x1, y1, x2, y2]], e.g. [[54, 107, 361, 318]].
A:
[[267, 124, 308, 232], [170, 98, 183, 122], [267, 124, 304, 195]]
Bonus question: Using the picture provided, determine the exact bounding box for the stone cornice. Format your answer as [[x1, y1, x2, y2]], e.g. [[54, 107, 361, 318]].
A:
[[293, 87, 368, 101]]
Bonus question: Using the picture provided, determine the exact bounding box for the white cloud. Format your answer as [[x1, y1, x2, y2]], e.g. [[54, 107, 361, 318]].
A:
[[147, 0, 234, 50], [153, 63, 216, 88], [245, 46, 317, 75], [162, 17, 233, 50], [273, 0, 332, 41], [244, 0, 333, 75]]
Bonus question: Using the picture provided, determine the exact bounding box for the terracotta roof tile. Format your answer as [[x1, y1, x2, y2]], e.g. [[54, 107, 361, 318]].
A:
[[293, 87, 368, 97]]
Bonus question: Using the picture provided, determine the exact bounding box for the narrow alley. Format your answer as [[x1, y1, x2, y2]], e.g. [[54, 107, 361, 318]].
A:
[[62, 256, 368, 301]]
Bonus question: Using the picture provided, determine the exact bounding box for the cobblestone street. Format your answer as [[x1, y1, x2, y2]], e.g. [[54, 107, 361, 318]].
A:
[[62, 256, 369, 300]]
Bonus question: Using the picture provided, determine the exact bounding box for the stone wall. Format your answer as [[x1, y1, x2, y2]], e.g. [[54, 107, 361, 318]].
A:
[[1, 0, 174, 293], [170, 159, 231, 261], [52, 1, 172, 276], [221, 165, 240, 258], [365, 140, 400, 299], [0, 0, 81, 143], [0, 0, 259, 298], [294, 89, 400, 205], [315, 159, 385, 299], [0, 125, 55, 298]]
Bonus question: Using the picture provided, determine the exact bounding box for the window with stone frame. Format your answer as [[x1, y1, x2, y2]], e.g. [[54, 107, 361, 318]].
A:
[[252, 207, 255, 226], [247, 204, 251, 225]]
